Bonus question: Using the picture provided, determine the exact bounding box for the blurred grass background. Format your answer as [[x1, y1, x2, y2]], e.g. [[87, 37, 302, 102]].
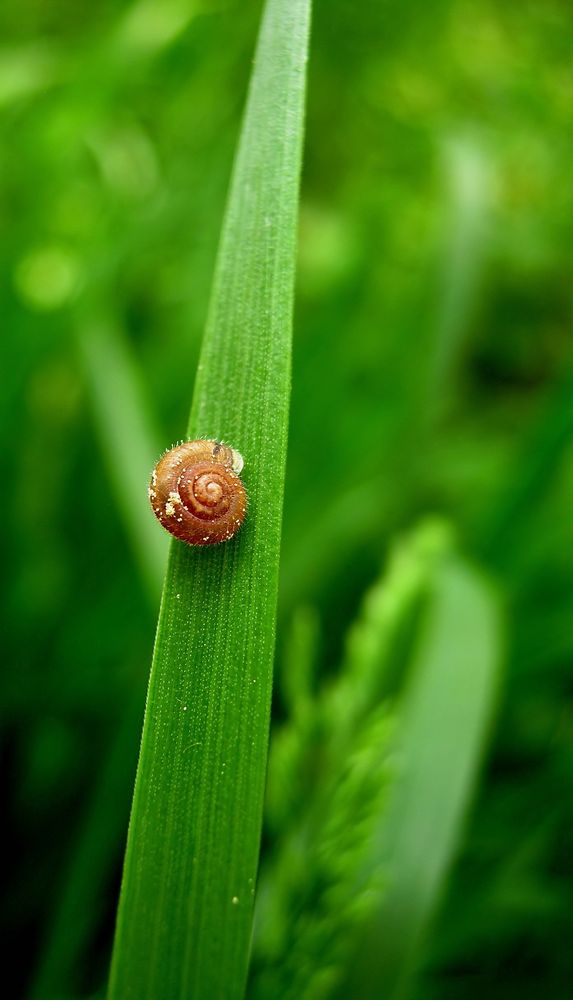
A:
[[2, 0, 573, 997]]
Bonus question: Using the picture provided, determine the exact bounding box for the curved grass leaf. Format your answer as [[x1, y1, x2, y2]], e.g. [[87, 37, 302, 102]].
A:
[[341, 537, 503, 999], [252, 524, 442, 997], [107, 1, 311, 998]]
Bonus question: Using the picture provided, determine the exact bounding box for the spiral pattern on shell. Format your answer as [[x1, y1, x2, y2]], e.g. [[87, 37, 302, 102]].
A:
[[149, 440, 247, 546]]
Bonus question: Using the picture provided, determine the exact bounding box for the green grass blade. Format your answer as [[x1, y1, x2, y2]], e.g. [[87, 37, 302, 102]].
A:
[[28, 309, 167, 999], [252, 525, 440, 996], [28, 312, 167, 999], [430, 133, 492, 404], [75, 310, 168, 600], [107, 1, 311, 998], [342, 542, 503, 999]]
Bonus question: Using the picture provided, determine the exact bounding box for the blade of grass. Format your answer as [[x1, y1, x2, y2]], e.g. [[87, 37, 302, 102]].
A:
[[108, 2, 311, 998], [252, 525, 440, 996], [341, 540, 503, 999], [75, 309, 168, 601], [29, 308, 166, 999], [430, 132, 492, 407]]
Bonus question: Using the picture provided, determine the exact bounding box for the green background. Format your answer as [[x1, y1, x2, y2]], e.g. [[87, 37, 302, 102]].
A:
[[2, 0, 572, 997]]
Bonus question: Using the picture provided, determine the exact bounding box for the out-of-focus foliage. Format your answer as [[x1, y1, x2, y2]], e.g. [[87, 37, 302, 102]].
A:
[[2, 0, 573, 998], [253, 522, 501, 1000]]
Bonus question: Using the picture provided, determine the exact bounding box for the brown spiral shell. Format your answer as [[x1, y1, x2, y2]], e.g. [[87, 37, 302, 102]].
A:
[[148, 440, 247, 546]]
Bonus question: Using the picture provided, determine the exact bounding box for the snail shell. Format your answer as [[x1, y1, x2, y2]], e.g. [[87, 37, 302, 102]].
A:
[[149, 440, 247, 546]]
